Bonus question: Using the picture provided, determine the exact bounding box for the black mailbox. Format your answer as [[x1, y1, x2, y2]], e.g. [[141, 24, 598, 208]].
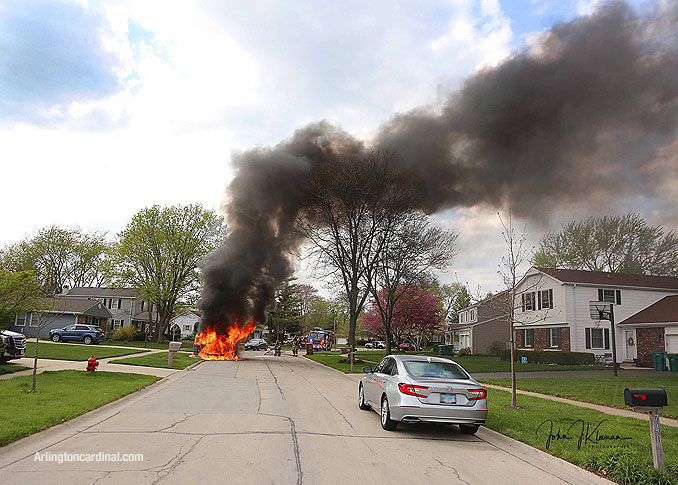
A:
[[624, 388, 667, 408]]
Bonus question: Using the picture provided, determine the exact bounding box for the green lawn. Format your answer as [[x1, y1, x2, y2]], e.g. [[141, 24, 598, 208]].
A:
[[481, 376, 678, 420], [485, 388, 678, 484], [97, 340, 195, 350], [0, 363, 30, 375], [0, 370, 159, 447], [307, 351, 607, 374], [26, 341, 149, 361], [110, 351, 197, 370]]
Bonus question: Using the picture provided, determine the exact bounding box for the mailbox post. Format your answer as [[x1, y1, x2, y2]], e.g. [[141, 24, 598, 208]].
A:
[[168, 341, 182, 367], [624, 388, 668, 471]]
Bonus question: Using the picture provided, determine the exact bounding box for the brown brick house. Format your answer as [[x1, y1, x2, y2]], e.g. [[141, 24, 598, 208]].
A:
[[618, 295, 678, 367]]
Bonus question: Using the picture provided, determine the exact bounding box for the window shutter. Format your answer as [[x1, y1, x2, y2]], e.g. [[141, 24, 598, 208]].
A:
[[585, 328, 591, 349], [616, 290, 621, 305], [598, 289, 603, 301], [521, 294, 525, 311], [118, 298, 122, 309], [108, 299, 111, 309], [604, 329, 610, 349], [549, 289, 554, 309], [538, 292, 542, 310], [546, 329, 551, 347]]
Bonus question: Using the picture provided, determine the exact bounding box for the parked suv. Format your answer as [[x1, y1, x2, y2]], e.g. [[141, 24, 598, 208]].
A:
[[0, 329, 27, 362], [244, 338, 268, 351], [49, 325, 106, 345]]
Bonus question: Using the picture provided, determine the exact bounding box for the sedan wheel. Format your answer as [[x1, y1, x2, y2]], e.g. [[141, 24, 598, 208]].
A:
[[358, 385, 370, 410], [51, 334, 61, 342], [459, 424, 479, 435], [83, 336, 93, 345], [380, 396, 398, 431]]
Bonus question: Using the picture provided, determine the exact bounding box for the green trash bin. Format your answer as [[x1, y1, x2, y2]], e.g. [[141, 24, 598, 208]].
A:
[[653, 350, 667, 371], [667, 353, 678, 372]]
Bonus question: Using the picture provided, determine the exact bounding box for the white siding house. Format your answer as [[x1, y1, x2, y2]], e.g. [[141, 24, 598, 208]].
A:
[[513, 268, 678, 364]]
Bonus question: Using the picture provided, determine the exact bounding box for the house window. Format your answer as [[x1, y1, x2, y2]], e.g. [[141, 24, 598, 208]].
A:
[[586, 327, 610, 350], [598, 289, 621, 304], [469, 308, 476, 322], [183, 325, 191, 331], [141, 300, 146, 311], [110, 298, 121, 310], [112, 319, 123, 329], [547, 328, 561, 348], [521, 329, 534, 348], [539, 289, 554, 310], [15, 313, 26, 326], [522, 292, 536, 311]]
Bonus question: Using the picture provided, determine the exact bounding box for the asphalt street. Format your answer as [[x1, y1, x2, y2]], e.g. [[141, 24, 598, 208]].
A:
[[0, 353, 609, 484]]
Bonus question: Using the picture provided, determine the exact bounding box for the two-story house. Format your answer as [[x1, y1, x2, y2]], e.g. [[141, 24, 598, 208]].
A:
[[513, 267, 678, 365], [447, 291, 510, 354]]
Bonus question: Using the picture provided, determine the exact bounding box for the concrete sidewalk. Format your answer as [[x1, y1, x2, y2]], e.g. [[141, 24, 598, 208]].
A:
[[1, 348, 180, 379], [482, 383, 678, 427]]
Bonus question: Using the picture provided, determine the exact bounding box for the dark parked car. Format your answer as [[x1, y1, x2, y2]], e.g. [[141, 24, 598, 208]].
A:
[[0, 329, 27, 362], [244, 338, 268, 351], [49, 325, 106, 345]]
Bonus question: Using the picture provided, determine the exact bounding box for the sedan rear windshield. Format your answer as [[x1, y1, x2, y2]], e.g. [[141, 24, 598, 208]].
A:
[[403, 361, 469, 380]]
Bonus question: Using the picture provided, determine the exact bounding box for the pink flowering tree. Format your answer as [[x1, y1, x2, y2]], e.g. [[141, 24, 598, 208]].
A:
[[363, 285, 445, 350]]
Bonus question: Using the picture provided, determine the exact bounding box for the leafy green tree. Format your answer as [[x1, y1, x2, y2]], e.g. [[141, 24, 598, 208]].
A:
[[267, 282, 303, 340], [0, 270, 43, 329], [435, 282, 471, 324], [533, 212, 678, 276], [1, 226, 112, 293], [114, 204, 227, 342]]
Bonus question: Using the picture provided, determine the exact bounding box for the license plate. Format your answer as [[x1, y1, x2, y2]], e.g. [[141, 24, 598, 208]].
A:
[[440, 393, 456, 404]]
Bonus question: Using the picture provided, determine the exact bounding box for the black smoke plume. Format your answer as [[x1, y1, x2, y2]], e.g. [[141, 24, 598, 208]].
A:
[[200, 1, 678, 331]]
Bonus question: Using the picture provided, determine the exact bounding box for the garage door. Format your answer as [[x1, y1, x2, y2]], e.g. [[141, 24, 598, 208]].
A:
[[667, 334, 678, 353]]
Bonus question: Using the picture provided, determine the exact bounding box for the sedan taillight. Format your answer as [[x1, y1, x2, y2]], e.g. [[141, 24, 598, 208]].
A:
[[468, 388, 487, 400], [398, 383, 429, 398]]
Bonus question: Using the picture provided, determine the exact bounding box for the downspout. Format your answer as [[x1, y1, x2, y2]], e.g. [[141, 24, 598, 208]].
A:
[[572, 283, 576, 352]]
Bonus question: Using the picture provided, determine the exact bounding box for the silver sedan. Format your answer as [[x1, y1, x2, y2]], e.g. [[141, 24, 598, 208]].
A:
[[358, 355, 488, 434]]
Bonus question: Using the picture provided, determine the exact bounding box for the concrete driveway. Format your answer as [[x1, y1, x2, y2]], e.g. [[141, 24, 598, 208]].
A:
[[0, 353, 608, 484]]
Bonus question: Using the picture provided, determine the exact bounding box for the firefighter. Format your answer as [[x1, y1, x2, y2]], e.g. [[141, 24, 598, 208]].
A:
[[292, 337, 300, 357], [274, 341, 282, 356]]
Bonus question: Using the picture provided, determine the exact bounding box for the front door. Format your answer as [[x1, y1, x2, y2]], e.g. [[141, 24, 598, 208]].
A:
[[625, 330, 635, 360]]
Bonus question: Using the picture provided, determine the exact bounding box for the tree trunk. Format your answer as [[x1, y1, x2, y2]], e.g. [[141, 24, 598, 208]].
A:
[[32, 333, 39, 392]]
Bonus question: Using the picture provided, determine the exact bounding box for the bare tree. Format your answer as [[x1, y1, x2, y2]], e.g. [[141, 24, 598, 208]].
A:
[[494, 210, 558, 407], [299, 151, 411, 369], [369, 213, 457, 355]]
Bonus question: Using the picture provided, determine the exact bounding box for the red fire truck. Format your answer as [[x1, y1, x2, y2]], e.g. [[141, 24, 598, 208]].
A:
[[300, 328, 333, 351]]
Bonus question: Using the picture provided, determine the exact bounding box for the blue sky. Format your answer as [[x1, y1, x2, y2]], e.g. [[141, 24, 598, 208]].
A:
[[0, 0, 667, 293]]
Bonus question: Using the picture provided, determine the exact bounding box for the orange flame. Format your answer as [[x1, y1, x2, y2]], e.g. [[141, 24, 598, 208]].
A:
[[195, 318, 256, 361]]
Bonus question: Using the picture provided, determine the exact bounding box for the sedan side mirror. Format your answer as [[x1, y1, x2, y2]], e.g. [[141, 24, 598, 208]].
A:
[[362, 366, 372, 373]]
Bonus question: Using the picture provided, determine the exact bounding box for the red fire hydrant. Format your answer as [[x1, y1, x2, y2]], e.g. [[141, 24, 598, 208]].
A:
[[86, 355, 99, 373]]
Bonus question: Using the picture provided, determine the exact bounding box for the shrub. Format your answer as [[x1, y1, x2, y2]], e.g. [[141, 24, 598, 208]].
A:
[[110, 327, 138, 342], [488, 340, 506, 356], [432, 344, 440, 353], [458, 347, 472, 356], [499, 349, 596, 365]]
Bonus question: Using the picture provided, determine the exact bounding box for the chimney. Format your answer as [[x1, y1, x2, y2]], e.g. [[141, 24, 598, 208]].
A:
[[62, 285, 70, 295]]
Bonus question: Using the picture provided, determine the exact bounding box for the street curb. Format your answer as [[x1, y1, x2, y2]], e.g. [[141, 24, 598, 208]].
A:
[[477, 427, 612, 484]]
